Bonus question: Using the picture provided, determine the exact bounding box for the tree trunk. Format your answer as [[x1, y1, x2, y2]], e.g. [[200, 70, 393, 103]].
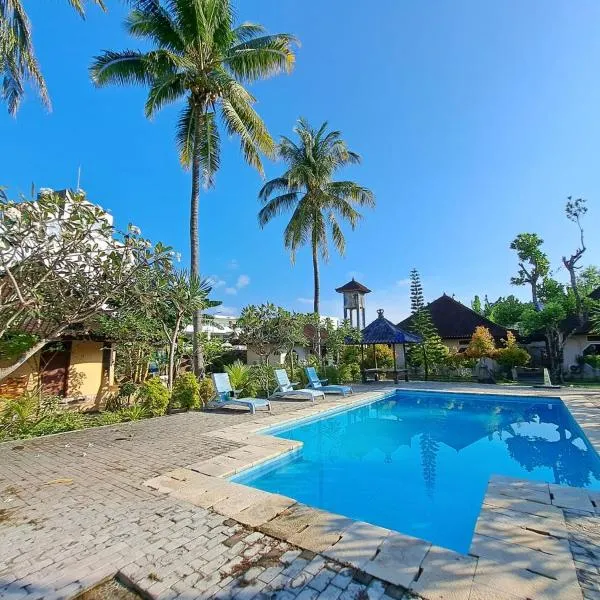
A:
[[566, 263, 584, 323], [312, 242, 320, 315], [531, 277, 540, 311], [312, 240, 322, 363], [190, 123, 205, 378], [0, 333, 63, 382], [167, 316, 182, 391]]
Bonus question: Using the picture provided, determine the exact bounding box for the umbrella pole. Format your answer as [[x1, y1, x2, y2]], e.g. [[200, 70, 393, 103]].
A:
[[393, 343, 398, 384], [403, 342, 408, 382]]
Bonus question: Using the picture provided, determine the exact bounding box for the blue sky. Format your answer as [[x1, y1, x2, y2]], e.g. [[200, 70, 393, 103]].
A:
[[3, 1, 600, 322]]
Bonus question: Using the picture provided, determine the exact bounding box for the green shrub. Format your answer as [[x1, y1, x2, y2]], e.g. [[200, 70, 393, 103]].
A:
[[28, 411, 87, 437], [96, 411, 124, 426], [197, 378, 215, 406], [171, 373, 200, 410], [118, 405, 148, 421], [584, 354, 600, 369], [225, 360, 257, 397], [249, 364, 276, 397], [138, 377, 169, 416], [338, 362, 361, 383]]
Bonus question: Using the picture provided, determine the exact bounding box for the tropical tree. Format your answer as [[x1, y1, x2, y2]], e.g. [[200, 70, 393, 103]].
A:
[[90, 0, 297, 376], [562, 197, 588, 322], [1, 0, 105, 114], [0, 188, 171, 382], [405, 269, 448, 379], [258, 119, 375, 315], [509, 233, 549, 309]]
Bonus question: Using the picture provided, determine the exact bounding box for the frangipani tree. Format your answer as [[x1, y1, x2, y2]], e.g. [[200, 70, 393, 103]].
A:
[[90, 0, 297, 376], [0, 188, 171, 381]]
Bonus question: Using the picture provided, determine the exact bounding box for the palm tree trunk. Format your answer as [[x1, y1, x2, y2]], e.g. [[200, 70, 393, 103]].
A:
[[312, 240, 321, 362], [312, 242, 320, 315], [190, 125, 205, 377]]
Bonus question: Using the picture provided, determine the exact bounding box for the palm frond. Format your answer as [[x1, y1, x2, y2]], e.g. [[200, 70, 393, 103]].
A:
[[126, 5, 185, 52], [145, 72, 186, 118], [90, 50, 155, 86], [195, 111, 221, 188], [226, 33, 297, 81], [258, 176, 292, 202], [175, 101, 196, 167], [232, 22, 266, 43], [258, 192, 299, 227]]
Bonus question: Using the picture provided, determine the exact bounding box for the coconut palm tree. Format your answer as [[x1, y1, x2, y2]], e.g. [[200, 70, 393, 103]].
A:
[[1, 0, 105, 115], [258, 119, 375, 315], [90, 0, 296, 375]]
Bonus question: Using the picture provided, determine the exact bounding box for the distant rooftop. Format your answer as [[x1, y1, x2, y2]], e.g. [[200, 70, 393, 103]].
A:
[[335, 278, 372, 294]]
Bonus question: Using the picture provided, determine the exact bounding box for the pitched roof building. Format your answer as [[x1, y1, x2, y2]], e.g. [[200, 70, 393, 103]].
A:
[[397, 293, 511, 352]]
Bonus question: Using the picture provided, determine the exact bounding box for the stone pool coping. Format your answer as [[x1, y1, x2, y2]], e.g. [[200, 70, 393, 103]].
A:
[[145, 386, 600, 600]]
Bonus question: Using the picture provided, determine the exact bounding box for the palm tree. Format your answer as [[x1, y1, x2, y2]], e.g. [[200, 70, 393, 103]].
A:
[[90, 0, 296, 376], [1, 0, 105, 115], [258, 119, 375, 315]]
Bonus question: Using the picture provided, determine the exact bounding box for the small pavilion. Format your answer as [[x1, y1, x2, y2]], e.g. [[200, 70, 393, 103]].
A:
[[358, 309, 422, 383]]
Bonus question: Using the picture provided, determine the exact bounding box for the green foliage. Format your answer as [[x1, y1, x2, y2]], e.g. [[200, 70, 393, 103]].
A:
[[258, 119, 375, 313], [238, 304, 306, 366], [138, 378, 169, 416], [484, 295, 531, 329], [464, 326, 497, 360], [337, 362, 362, 383], [583, 355, 600, 369], [1, 0, 106, 115], [225, 360, 256, 397], [509, 233, 549, 306], [0, 188, 172, 381], [0, 331, 39, 361], [471, 295, 483, 315], [96, 411, 124, 426], [577, 266, 600, 296], [406, 269, 449, 374], [171, 373, 200, 410], [249, 364, 276, 397], [118, 405, 148, 421], [197, 378, 215, 406], [495, 332, 530, 370], [362, 344, 395, 369]]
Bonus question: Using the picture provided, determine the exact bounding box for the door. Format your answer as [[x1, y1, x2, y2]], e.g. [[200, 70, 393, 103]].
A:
[[40, 342, 71, 397]]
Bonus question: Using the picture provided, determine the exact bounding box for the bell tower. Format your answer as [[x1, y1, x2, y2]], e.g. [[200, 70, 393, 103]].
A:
[[335, 278, 371, 329]]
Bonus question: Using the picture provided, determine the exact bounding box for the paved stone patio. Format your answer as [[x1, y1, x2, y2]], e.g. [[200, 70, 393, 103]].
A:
[[1, 383, 599, 600]]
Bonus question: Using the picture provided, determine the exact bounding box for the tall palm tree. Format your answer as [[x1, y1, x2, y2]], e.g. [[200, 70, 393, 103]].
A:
[[90, 0, 296, 375], [1, 0, 105, 115], [259, 119, 375, 316]]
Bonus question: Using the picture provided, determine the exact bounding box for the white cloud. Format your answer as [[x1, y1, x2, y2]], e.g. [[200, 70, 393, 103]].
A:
[[236, 274, 250, 289], [227, 259, 239, 270], [208, 275, 226, 288], [297, 297, 313, 305], [225, 287, 237, 295], [396, 278, 411, 287]]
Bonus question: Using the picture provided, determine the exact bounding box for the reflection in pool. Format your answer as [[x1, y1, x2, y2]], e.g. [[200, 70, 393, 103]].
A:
[[233, 391, 600, 553]]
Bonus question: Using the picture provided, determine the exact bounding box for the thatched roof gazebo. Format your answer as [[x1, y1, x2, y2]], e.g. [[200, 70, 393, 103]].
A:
[[359, 309, 422, 383]]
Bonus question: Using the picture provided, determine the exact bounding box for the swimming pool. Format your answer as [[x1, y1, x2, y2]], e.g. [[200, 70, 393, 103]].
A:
[[232, 390, 600, 553]]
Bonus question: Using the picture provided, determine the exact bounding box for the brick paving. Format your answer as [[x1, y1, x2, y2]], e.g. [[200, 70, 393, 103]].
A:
[[0, 399, 405, 600], [1, 385, 600, 600]]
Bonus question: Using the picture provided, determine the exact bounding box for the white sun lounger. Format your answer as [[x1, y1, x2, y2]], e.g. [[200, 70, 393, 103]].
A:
[[208, 373, 271, 414], [270, 369, 325, 402]]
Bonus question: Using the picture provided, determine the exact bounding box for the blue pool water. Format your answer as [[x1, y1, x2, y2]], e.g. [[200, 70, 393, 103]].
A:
[[232, 390, 600, 553]]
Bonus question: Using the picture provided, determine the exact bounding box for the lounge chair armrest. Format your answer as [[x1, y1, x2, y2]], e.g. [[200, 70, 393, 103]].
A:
[[320, 378, 329, 385], [290, 382, 301, 388]]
